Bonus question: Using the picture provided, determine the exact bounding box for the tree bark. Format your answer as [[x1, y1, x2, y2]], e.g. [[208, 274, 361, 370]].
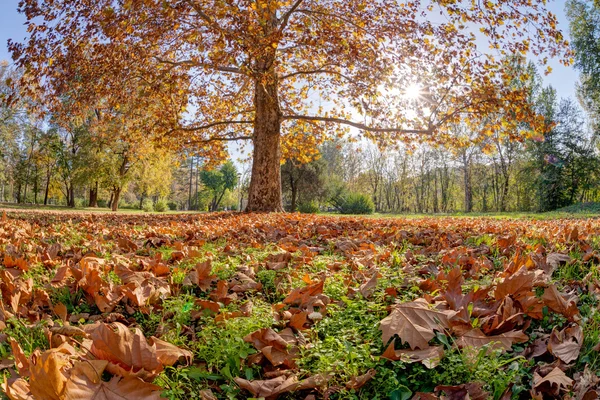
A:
[[68, 185, 75, 208], [111, 187, 121, 212], [44, 167, 52, 206], [188, 156, 194, 210], [89, 181, 99, 207], [246, 74, 284, 212], [462, 152, 472, 213]]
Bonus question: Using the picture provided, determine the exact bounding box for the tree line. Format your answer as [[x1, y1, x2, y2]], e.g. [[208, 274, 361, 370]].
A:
[[2, 56, 600, 214]]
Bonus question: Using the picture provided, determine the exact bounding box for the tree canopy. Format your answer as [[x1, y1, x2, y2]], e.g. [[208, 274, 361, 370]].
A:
[[10, 0, 571, 211]]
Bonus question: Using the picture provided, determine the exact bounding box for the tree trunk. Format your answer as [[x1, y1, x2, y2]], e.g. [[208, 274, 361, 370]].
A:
[[462, 153, 472, 213], [188, 156, 194, 210], [44, 172, 51, 206], [246, 73, 284, 212], [66, 184, 75, 208], [290, 181, 297, 212], [111, 187, 121, 212], [500, 171, 509, 212], [89, 181, 99, 207]]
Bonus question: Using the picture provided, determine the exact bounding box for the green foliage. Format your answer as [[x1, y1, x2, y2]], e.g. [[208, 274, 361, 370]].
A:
[[298, 200, 320, 214], [337, 192, 375, 214], [154, 199, 169, 212], [142, 198, 154, 212], [4, 319, 50, 356], [193, 299, 274, 378], [200, 161, 238, 211]]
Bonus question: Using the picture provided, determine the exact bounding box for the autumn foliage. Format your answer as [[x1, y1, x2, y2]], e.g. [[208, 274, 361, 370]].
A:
[[10, 0, 572, 211], [0, 210, 598, 398]]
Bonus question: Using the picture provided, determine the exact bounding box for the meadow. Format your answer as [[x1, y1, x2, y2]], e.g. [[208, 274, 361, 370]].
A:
[[0, 210, 598, 399]]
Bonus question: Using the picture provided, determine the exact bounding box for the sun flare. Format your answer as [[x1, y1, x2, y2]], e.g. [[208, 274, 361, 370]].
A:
[[403, 83, 422, 100]]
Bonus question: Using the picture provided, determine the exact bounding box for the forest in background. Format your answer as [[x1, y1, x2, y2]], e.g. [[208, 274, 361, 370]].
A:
[[1, 0, 600, 214], [1, 59, 599, 214]]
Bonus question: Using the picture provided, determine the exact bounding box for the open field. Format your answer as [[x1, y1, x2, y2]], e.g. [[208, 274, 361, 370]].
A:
[[0, 210, 599, 399], [2, 201, 600, 220]]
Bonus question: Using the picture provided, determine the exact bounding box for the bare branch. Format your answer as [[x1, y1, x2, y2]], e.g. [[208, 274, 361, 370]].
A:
[[188, 135, 252, 144], [154, 57, 244, 75], [177, 120, 254, 132], [283, 115, 432, 134], [281, 68, 355, 83], [279, 0, 304, 31]]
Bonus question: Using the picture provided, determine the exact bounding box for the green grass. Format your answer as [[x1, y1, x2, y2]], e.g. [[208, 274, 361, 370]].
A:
[[0, 202, 195, 214]]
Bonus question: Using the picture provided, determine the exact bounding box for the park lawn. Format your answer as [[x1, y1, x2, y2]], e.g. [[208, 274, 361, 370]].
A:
[[0, 210, 598, 399]]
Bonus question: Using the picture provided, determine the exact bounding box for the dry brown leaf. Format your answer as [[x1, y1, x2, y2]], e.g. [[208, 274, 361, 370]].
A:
[[53, 303, 68, 322], [380, 298, 454, 349], [436, 382, 488, 400], [65, 364, 164, 400], [29, 347, 73, 400], [182, 261, 215, 290], [9, 338, 29, 377], [494, 267, 535, 301], [455, 329, 528, 351], [346, 369, 376, 390], [234, 373, 329, 398], [542, 285, 580, 322], [382, 342, 444, 368], [358, 272, 378, 299], [548, 324, 583, 364], [532, 367, 574, 397], [150, 336, 193, 367], [83, 322, 190, 381], [50, 325, 89, 339], [244, 328, 296, 367], [3, 378, 34, 400]]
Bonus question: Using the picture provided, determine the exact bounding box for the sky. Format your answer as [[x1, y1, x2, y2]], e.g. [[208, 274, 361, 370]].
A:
[[0, 1, 580, 102]]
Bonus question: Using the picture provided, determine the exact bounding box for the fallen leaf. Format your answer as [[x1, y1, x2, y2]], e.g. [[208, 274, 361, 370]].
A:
[[380, 299, 454, 349], [548, 324, 582, 364], [532, 367, 573, 397]]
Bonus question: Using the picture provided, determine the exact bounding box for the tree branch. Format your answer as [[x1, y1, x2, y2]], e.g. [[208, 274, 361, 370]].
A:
[[178, 120, 254, 131], [283, 115, 432, 134], [281, 68, 355, 83], [188, 135, 252, 144], [154, 57, 244, 75], [279, 0, 304, 31]]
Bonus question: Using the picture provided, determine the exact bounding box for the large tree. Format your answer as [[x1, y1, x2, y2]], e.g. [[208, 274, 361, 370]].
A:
[[567, 0, 600, 133], [10, 0, 570, 211]]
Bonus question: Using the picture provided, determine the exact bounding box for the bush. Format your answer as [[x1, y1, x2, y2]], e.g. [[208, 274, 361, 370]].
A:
[[167, 201, 178, 211], [298, 200, 320, 214], [74, 198, 86, 208], [141, 199, 154, 212], [338, 193, 374, 215], [118, 199, 133, 209], [97, 199, 107, 208], [154, 199, 169, 212]]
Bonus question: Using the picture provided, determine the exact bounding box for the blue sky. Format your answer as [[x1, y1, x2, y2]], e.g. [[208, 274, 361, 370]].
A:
[[0, 1, 579, 101]]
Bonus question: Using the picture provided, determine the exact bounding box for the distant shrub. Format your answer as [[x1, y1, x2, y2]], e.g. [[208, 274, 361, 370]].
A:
[[97, 199, 108, 208], [167, 201, 178, 211], [154, 199, 169, 212], [298, 200, 320, 214], [338, 193, 374, 215], [118, 199, 134, 209], [142, 199, 154, 212], [74, 198, 86, 208]]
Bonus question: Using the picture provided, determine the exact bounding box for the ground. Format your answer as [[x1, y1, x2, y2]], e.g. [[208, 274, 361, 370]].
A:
[[0, 210, 599, 399]]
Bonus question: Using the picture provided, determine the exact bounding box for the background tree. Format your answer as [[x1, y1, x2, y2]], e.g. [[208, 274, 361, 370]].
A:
[[200, 162, 239, 212], [281, 157, 326, 212], [11, 0, 571, 212]]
